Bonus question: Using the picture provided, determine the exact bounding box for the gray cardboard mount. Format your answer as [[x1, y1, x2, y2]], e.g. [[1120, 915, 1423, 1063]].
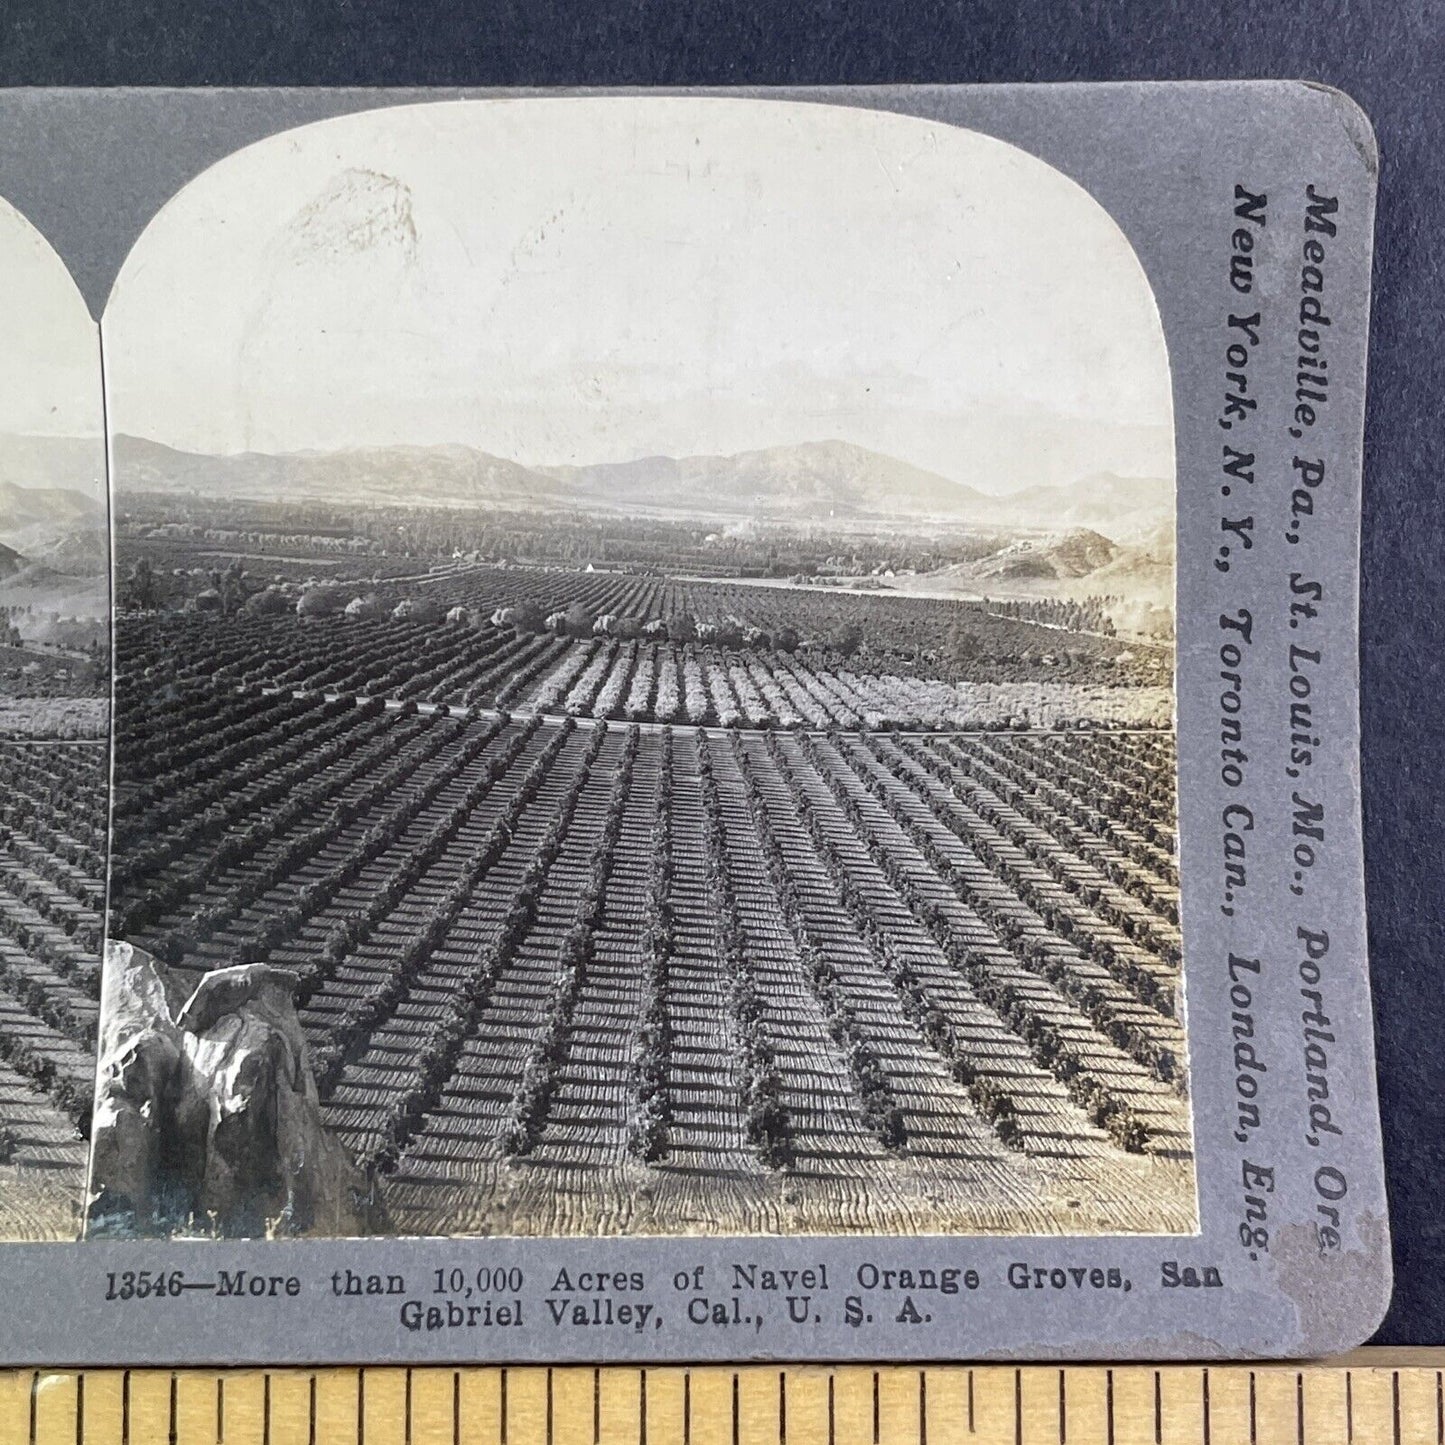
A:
[[0, 82, 1384, 1363]]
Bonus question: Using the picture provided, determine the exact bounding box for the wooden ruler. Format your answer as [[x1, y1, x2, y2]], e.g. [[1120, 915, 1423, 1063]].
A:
[[1, 1351, 1439, 1444]]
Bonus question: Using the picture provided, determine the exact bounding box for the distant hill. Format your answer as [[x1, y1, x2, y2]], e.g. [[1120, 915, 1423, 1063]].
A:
[[1081, 522, 1175, 608], [0, 484, 108, 577], [0, 457, 108, 579], [971, 528, 1121, 583], [0, 480, 101, 532], [900, 522, 1174, 617], [538, 440, 993, 520], [978, 472, 1172, 541], [0, 435, 104, 496], [115, 435, 569, 511], [0, 536, 108, 620], [0, 540, 72, 594], [0, 541, 28, 582], [114, 434, 1172, 538]]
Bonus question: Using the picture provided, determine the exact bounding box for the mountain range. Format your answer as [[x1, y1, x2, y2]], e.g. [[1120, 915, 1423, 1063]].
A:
[[538, 441, 981, 520], [0, 441, 110, 615], [113, 434, 1171, 540], [0, 480, 101, 531], [0, 473, 108, 578], [0, 435, 104, 494]]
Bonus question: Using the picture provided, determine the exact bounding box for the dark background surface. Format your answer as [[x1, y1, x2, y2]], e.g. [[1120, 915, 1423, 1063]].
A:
[[1, 0, 1440, 1345]]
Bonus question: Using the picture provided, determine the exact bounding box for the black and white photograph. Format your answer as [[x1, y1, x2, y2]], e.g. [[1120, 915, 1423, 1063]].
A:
[[0, 74, 1394, 1367], [0, 197, 107, 1240], [90, 96, 1192, 1241]]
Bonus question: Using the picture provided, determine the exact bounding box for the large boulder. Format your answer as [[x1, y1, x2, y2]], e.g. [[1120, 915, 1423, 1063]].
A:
[[85, 943, 185, 1225], [87, 943, 379, 1238]]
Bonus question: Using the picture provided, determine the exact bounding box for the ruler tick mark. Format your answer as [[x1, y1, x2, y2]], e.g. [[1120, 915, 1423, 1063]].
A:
[[33, 1360, 1445, 1445]]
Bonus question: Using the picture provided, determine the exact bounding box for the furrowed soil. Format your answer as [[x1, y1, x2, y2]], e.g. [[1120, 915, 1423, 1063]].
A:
[[105, 579, 1195, 1241]]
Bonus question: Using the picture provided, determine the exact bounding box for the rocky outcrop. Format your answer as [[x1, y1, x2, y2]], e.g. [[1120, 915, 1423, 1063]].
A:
[[86, 943, 380, 1238]]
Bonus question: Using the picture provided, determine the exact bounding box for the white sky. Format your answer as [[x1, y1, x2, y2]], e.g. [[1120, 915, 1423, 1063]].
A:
[[0, 200, 102, 441], [103, 97, 1173, 493]]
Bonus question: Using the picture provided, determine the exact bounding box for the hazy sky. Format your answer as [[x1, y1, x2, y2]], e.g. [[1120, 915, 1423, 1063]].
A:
[[104, 97, 1173, 493], [0, 199, 102, 441]]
